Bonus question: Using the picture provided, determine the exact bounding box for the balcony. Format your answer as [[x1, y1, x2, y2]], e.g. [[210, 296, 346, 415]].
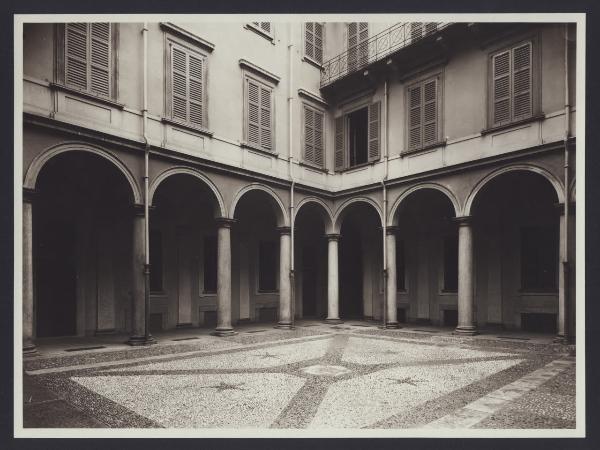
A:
[[320, 22, 453, 88]]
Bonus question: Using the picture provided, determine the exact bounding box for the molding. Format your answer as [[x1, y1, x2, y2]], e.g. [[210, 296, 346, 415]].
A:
[[238, 59, 280, 85], [298, 89, 329, 108], [161, 117, 214, 138], [276, 226, 292, 235], [49, 83, 125, 109], [215, 217, 237, 228], [337, 88, 376, 109], [160, 23, 215, 53], [481, 114, 546, 136], [241, 141, 278, 157], [401, 139, 447, 157], [298, 160, 328, 173], [302, 56, 324, 71], [325, 233, 341, 241], [23, 187, 36, 203], [244, 23, 274, 42]]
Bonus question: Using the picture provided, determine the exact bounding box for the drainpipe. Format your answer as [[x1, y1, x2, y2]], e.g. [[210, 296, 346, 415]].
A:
[[562, 23, 570, 340], [288, 23, 296, 328], [381, 79, 389, 328], [142, 23, 152, 343]]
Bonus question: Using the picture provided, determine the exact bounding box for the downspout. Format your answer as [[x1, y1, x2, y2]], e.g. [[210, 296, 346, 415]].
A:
[[288, 23, 296, 328], [562, 23, 570, 339], [142, 23, 152, 343], [381, 79, 389, 328]]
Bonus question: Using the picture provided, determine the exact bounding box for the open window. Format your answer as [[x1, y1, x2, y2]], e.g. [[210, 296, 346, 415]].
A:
[[334, 102, 381, 171]]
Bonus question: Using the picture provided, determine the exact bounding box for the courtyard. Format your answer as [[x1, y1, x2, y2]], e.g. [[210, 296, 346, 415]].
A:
[[22, 321, 577, 432]]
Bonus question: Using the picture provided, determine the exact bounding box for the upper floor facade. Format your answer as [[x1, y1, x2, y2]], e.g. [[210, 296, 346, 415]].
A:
[[22, 19, 577, 194]]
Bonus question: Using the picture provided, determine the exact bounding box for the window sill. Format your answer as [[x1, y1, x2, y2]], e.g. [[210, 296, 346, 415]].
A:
[[50, 83, 124, 109], [299, 161, 328, 173], [302, 56, 324, 70], [244, 24, 274, 43], [241, 141, 278, 157], [161, 117, 214, 137], [336, 160, 376, 174], [401, 140, 447, 157], [481, 113, 545, 136]]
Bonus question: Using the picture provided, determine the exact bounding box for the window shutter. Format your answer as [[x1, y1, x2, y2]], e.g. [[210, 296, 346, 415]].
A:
[[90, 23, 111, 97], [492, 50, 511, 125], [348, 22, 358, 70], [358, 23, 369, 66], [410, 23, 423, 41], [512, 42, 532, 119], [314, 23, 323, 64], [304, 106, 315, 163], [334, 116, 345, 171], [171, 46, 188, 122], [425, 23, 438, 35], [305, 23, 314, 60], [247, 79, 260, 146], [188, 54, 204, 127], [259, 86, 272, 151], [260, 23, 271, 33], [65, 23, 89, 90], [314, 111, 324, 167], [423, 79, 438, 145], [368, 101, 381, 162], [408, 84, 422, 150]]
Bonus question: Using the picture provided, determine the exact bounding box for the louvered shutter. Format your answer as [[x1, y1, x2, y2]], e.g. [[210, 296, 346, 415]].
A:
[[410, 23, 423, 42], [408, 84, 422, 150], [247, 79, 261, 147], [368, 102, 381, 162], [348, 23, 358, 70], [314, 111, 324, 167], [512, 42, 532, 119], [188, 54, 204, 127], [334, 116, 345, 171], [65, 23, 89, 90], [425, 23, 438, 35], [259, 86, 272, 151], [314, 23, 323, 64], [423, 79, 438, 145], [492, 50, 511, 125], [90, 23, 111, 97], [304, 106, 315, 163], [171, 46, 188, 122], [305, 23, 314, 60], [358, 23, 369, 66], [253, 22, 271, 34]]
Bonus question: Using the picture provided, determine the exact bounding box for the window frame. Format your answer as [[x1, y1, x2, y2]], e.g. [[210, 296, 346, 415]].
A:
[[301, 102, 326, 169], [485, 34, 542, 132], [303, 22, 324, 67], [246, 22, 274, 42], [242, 71, 277, 155]]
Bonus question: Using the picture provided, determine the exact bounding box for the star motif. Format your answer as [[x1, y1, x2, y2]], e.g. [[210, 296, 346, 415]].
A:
[[387, 377, 422, 387], [202, 381, 245, 392]]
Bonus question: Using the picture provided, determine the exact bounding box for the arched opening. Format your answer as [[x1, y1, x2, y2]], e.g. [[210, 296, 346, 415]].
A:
[[233, 189, 286, 324], [34, 151, 134, 337], [336, 201, 382, 321], [294, 201, 332, 320], [150, 173, 222, 331], [470, 171, 560, 333], [392, 189, 457, 326]]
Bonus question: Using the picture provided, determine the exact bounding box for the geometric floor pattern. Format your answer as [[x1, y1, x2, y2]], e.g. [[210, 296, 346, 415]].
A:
[[23, 325, 577, 430]]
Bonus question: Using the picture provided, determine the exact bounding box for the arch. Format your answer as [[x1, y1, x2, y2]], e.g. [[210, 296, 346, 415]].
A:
[[294, 197, 335, 234], [388, 182, 460, 226], [333, 196, 383, 233], [229, 183, 290, 226], [149, 166, 226, 217], [464, 164, 565, 217], [24, 141, 142, 204]]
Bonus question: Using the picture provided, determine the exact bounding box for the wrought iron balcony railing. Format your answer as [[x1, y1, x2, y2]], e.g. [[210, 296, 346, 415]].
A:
[[320, 22, 452, 88]]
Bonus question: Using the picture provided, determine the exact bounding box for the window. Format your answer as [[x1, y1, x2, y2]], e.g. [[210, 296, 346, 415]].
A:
[[396, 239, 406, 291], [167, 41, 207, 128], [348, 22, 368, 70], [334, 102, 381, 171], [303, 104, 325, 167], [406, 75, 442, 152], [443, 236, 458, 292], [150, 230, 163, 292], [410, 22, 439, 42], [304, 23, 324, 65], [258, 241, 278, 292], [203, 236, 217, 294], [252, 22, 272, 34], [61, 23, 116, 98], [489, 40, 536, 128], [521, 227, 557, 291], [244, 75, 274, 152], [247, 22, 273, 40]]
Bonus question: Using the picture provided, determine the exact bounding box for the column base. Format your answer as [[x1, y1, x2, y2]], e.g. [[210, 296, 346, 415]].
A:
[[553, 334, 571, 344], [127, 335, 157, 346], [325, 318, 343, 324], [23, 339, 37, 356], [454, 326, 479, 336], [212, 328, 238, 337], [385, 321, 400, 329], [274, 322, 295, 330]]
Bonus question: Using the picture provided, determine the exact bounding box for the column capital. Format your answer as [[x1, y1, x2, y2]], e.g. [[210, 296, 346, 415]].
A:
[[23, 187, 36, 203], [215, 217, 237, 228], [276, 226, 292, 235], [386, 226, 400, 235], [452, 215, 473, 226], [132, 203, 145, 217], [325, 233, 341, 241], [554, 202, 576, 216]]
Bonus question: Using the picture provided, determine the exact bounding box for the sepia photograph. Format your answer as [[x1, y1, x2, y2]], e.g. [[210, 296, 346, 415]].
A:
[[13, 12, 586, 439]]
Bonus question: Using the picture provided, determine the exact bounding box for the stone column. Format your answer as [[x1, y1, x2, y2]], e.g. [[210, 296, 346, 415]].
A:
[[555, 203, 572, 343], [127, 205, 148, 345], [214, 218, 236, 336], [276, 226, 293, 329], [455, 216, 477, 335], [325, 233, 342, 324], [385, 227, 399, 328], [23, 188, 37, 355]]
